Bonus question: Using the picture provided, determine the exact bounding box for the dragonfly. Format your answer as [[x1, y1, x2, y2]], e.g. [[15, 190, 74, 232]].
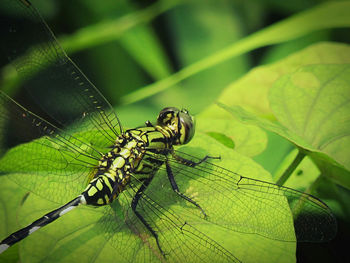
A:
[[0, 0, 337, 262]]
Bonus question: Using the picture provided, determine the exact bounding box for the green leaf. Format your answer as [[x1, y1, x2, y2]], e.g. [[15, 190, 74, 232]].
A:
[[270, 63, 350, 187], [152, 0, 248, 113], [120, 1, 350, 105], [119, 26, 172, 80], [0, 176, 28, 263], [1, 0, 178, 97], [1, 132, 295, 263], [218, 62, 350, 189], [181, 134, 296, 263], [217, 102, 305, 145], [205, 132, 235, 149], [70, 0, 173, 103], [261, 31, 332, 65], [204, 42, 350, 119], [196, 117, 267, 157], [253, 130, 293, 175], [61, 0, 177, 81]]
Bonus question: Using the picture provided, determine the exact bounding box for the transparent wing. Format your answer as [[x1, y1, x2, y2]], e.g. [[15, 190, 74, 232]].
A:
[[0, 1, 241, 261], [0, 80, 335, 262], [147, 150, 337, 243], [1, 91, 239, 262], [0, 90, 104, 203], [0, 0, 122, 145], [98, 180, 240, 263]]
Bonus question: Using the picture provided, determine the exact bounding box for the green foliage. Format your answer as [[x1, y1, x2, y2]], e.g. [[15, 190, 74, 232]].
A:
[[120, 0, 350, 107], [271, 64, 350, 185], [217, 44, 350, 190], [1, 0, 349, 262], [0, 132, 296, 263], [205, 131, 236, 149]]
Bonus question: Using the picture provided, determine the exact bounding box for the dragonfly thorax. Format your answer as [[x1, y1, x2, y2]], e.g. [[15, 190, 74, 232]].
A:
[[81, 108, 195, 207], [82, 120, 182, 207]]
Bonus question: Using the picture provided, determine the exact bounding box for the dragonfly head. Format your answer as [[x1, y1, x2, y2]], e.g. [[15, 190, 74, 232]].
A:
[[157, 107, 195, 145]]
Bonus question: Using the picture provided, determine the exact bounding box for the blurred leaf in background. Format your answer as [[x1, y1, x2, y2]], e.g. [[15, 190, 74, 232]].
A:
[[1, 0, 350, 262]]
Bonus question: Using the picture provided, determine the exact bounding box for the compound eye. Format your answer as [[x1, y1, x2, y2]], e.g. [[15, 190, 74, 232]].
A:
[[178, 110, 195, 145]]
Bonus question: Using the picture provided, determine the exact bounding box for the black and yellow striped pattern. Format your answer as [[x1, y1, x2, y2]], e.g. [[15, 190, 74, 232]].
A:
[[0, 107, 195, 253], [0, 196, 84, 253]]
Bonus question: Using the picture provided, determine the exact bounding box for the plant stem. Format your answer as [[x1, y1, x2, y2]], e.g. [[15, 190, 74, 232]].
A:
[[291, 173, 322, 219], [276, 150, 306, 186]]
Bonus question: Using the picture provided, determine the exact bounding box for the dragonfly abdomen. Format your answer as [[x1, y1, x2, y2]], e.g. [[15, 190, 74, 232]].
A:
[[0, 196, 84, 253], [0, 108, 194, 254]]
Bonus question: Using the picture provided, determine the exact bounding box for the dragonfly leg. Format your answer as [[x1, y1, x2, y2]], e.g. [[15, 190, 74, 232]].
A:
[[131, 176, 166, 258], [165, 160, 207, 218], [171, 151, 220, 167]]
